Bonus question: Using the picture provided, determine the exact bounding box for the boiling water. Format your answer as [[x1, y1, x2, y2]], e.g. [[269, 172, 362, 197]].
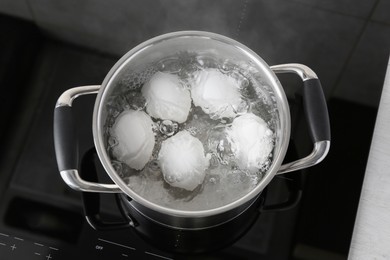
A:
[[104, 52, 277, 211]]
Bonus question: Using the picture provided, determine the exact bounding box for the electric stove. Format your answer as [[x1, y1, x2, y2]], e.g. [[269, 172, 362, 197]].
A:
[[0, 14, 380, 260]]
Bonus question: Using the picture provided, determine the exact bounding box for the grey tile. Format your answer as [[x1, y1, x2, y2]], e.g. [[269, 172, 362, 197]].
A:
[[292, 0, 377, 18], [13, 43, 117, 198], [25, 0, 370, 103], [372, 0, 390, 25], [236, 0, 365, 98], [333, 22, 390, 107], [28, 0, 244, 56], [0, 0, 33, 20]]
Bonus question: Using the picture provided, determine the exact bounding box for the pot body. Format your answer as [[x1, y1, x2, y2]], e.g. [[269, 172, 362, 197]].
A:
[[124, 191, 260, 230], [93, 31, 291, 222], [119, 194, 264, 254]]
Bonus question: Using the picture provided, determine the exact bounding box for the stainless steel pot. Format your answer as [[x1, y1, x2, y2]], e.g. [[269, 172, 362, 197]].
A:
[[54, 31, 330, 243]]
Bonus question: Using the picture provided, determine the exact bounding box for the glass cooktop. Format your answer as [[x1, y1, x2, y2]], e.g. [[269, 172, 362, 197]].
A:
[[0, 14, 382, 260]]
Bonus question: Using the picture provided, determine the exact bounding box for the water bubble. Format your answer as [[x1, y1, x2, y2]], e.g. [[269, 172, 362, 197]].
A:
[[108, 136, 118, 148], [149, 159, 160, 171], [158, 57, 181, 74], [209, 153, 219, 168], [112, 160, 135, 178], [196, 58, 204, 67], [159, 120, 178, 136], [165, 174, 175, 183], [151, 121, 159, 132], [107, 104, 121, 119], [112, 160, 122, 172], [234, 100, 250, 115], [127, 92, 146, 110], [216, 140, 229, 165], [186, 126, 197, 136], [158, 62, 166, 70], [218, 63, 231, 74], [240, 78, 250, 88]]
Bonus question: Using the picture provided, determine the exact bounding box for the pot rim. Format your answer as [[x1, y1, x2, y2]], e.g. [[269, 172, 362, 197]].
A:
[[92, 30, 291, 218]]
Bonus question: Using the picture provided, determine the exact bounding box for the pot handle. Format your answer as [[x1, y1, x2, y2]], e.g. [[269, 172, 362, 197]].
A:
[[81, 147, 135, 230], [54, 85, 121, 193], [271, 64, 331, 175]]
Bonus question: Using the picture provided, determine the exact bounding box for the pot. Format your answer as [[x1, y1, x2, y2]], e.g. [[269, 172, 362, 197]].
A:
[[54, 31, 330, 253]]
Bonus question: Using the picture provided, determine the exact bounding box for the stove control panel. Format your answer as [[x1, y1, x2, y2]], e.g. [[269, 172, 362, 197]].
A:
[[0, 232, 61, 260], [0, 230, 175, 260]]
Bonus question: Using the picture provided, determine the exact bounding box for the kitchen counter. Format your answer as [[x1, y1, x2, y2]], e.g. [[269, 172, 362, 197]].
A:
[[349, 56, 390, 259]]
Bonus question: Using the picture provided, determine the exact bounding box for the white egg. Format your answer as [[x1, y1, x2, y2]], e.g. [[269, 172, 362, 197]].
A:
[[111, 110, 155, 170], [228, 113, 273, 172], [190, 69, 242, 119], [142, 72, 191, 123], [158, 131, 209, 191]]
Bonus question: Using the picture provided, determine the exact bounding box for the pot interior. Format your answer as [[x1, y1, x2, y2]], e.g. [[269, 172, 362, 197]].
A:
[[93, 31, 290, 216]]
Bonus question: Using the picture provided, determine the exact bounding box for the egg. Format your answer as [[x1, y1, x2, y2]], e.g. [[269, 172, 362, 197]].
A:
[[228, 113, 273, 172], [190, 69, 242, 119], [111, 110, 155, 170], [158, 131, 209, 191], [142, 72, 191, 123]]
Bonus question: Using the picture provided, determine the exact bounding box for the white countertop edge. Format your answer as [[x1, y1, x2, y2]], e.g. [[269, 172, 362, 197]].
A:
[[349, 56, 390, 260]]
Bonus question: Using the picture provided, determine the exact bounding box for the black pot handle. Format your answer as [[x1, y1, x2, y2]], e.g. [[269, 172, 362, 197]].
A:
[[53, 85, 121, 193], [80, 147, 135, 230], [271, 64, 331, 174]]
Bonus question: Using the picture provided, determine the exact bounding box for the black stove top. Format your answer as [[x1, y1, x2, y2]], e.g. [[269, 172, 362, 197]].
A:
[[0, 14, 380, 260]]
